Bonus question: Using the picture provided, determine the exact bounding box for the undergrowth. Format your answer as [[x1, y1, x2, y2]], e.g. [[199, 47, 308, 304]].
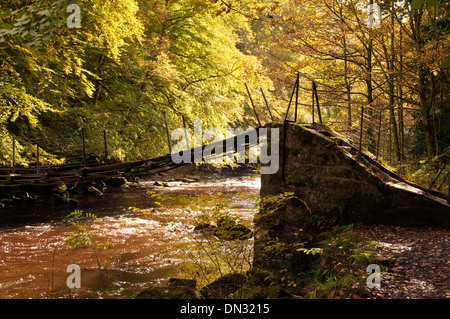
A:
[[302, 225, 379, 298], [247, 225, 380, 299]]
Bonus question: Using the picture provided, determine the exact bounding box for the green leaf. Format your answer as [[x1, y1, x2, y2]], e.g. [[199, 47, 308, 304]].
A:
[[53, 18, 62, 28], [443, 56, 450, 69], [412, 0, 439, 9], [37, 9, 51, 17], [0, 11, 11, 19], [412, 0, 425, 9], [425, 0, 439, 6], [17, 11, 31, 22]]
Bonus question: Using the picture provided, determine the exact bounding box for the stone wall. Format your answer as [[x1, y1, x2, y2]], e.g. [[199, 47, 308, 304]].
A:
[[253, 122, 449, 270], [260, 123, 392, 224], [260, 122, 449, 225]]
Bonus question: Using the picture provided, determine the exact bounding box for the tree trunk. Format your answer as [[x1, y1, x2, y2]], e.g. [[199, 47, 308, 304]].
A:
[[365, 0, 376, 153], [398, 28, 405, 162], [419, 65, 433, 160], [93, 54, 105, 106], [411, 10, 434, 160], [389, 2, 401, 162], [343, 31, 352, 127]]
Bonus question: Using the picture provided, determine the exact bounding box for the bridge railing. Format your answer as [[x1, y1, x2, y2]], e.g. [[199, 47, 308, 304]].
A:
[[0, 127, 115, 178]]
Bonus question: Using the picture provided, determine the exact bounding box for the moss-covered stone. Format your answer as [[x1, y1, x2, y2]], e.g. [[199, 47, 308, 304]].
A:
[[104, 177, 127, 188], [213, 217, 252, 240], [200, 273, 247, 299], [135, 278, 200, 299]]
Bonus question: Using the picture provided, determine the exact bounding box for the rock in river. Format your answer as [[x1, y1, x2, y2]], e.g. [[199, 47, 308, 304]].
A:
[[135, 278, 200, 299]]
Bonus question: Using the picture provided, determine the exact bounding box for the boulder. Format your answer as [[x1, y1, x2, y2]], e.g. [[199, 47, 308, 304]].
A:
[[153, 181, 169, 187], [9, 191, 44, 206], [214, 217, 252, 240], [104, 177, 127, 188], [200, 273, 247, 299], [52, 185, 69, 197], [176, 178, 197, 183], [135, 278, 200, 299], [168, 278, 197, 289], [193, 223, 217, 235], [70, 181, 105, 195]]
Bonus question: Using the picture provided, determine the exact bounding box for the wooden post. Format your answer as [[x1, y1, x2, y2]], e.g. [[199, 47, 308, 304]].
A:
[[426, 163, 447, 195], [103, 130, 108, 161], [437, 171, 448, 191], [313, 81, 322, 124], [244, 83, 262, 127], [163, 111, 171, 153], [260, 88, 274, 122], [182, 115, 190, 150], [12, 136, 15, 174], [281, 122, 287, 185], [36, 140, 40, 174], [448, 171, 450, 204], [285, 76, 298, 122], [389, 125, 392, 163], [376, 110, 382, 160], [312, 81, 315, 124], [81, 127, 86, 167], [358, 106, 364, 160], [294, 73, 299, 122]]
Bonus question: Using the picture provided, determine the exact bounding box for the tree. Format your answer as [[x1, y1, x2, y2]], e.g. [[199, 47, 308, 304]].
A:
[[0, 0, 276, 164], [250, 0, 449, 163]]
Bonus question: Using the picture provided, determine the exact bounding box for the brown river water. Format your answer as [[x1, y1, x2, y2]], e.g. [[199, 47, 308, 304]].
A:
[[0, 175, 260, 299]]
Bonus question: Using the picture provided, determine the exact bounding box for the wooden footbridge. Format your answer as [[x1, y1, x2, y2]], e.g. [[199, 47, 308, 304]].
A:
[[1, 121, 448, 207], [0, 128, 265, 188], [1, 74, 448, 211]]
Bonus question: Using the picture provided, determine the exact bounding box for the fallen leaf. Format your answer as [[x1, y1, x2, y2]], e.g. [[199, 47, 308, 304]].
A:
[[328, 290, 335, 298]]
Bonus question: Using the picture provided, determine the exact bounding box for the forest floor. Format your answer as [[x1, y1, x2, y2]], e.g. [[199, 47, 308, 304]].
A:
[[355, 225, 449, 299]]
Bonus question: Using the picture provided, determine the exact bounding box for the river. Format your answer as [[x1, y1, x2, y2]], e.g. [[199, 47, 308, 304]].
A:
[[0, 174, 260, 299]]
